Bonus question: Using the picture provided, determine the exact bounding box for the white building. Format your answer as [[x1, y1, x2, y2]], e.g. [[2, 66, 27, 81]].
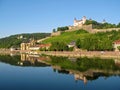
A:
[[74, 16, 86, 26]]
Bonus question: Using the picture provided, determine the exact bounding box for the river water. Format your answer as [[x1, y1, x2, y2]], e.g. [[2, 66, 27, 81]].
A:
[[0, 54, 120, 90]]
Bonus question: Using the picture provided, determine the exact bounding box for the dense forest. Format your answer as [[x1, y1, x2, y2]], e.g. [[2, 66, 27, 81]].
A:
[[0, 33, 50, 48]]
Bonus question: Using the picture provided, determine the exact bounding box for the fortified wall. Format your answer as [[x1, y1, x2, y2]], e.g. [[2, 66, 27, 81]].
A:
[[68, 24, 93, 33], [51, 31, 61, 36], [93, 28, 120, 33]]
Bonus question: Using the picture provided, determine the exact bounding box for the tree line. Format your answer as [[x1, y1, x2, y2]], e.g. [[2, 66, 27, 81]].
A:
[[53, 26, 69, 32], [84, 20, 120, 29]]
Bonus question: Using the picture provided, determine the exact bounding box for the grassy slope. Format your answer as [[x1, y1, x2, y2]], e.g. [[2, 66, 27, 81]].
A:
[[43, 30, 89, 44]]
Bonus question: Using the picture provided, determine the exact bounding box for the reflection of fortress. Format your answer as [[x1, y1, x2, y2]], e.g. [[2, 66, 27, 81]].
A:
[[52, 65, 88, 84], [52, 64, 120, 84]]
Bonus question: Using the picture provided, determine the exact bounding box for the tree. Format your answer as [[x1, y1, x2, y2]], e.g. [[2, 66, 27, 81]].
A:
[[117, 46, 120, 51], [57, 26, 69, 31], [50, 41, 69, 51], [53, 29, 56, 32], [76, 39, 81, 48], [117, 22, 120, 28]]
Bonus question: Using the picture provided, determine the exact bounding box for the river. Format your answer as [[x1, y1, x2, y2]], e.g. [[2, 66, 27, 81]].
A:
[[0, 54, 120, 90]]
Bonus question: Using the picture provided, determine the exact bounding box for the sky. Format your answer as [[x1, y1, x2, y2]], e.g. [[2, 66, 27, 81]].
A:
[[0, 0, 120, 38]]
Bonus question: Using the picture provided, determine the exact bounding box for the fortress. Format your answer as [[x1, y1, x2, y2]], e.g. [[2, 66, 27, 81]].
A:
[[73, 16, 86, 26], [51, 16, 120, 36]]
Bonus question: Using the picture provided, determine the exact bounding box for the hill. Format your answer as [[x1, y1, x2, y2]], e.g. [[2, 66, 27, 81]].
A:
[[0, 33, 50, 48], [43, 29, 120, 51], [43, 29, 89, 44]]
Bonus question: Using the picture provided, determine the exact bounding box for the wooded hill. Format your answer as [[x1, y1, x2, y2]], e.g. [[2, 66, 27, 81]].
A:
[[0, 33, 50, 48]]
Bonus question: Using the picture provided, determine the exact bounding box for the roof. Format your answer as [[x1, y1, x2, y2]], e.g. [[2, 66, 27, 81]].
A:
[[39, 44, 51, 48], [113, 40, 120, 44]]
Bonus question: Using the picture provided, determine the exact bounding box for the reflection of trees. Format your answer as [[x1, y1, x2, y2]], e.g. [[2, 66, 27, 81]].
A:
[[0, 55, 20, 66], [1, 54, 120, 84], [49, 56, 120, 84], [0, 54, 49, 67]]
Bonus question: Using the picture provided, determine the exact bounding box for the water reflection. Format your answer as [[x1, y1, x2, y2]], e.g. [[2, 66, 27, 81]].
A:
[[50, 56, 120, 84], [0, 54, 50, 67], [0, 53, 120, 84]]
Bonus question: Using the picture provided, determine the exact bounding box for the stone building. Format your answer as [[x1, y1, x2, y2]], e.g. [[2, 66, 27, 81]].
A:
[[74, 16, 86, 26], [20, 39, 36, 51]]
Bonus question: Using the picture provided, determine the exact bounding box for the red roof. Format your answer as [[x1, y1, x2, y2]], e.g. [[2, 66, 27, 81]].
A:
[[39, 44, 51, 48], [113, 40, 120, 44]]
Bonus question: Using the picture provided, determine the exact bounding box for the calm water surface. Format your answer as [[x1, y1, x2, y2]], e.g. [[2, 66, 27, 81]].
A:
[[0, 54, 120, 90]]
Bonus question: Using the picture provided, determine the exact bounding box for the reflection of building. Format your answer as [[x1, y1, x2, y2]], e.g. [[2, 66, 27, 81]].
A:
[[113, 40, 120, 51], [20, 54, 50, 65], [74, 74, 87, 84], [52, 65, 88, 84]]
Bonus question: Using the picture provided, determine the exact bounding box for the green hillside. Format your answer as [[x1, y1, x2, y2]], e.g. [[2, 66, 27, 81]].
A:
[[0, 33, 50, 48], [43, 29, 89, 44], [43, 29, 120, 51]]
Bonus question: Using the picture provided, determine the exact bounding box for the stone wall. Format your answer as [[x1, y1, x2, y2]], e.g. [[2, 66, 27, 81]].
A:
[[51, 31, 61, 36], [68, 24, 93, 33], [93, 28, 120, 33]]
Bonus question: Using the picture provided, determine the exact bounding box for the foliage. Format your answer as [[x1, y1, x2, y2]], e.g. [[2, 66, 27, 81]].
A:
[[76, 39, 82, 48], [44, 29, 120, 51], [117, 46, 120, 50], [49, 56, 119, 72], [57, 26, 69, 31], [43, 29, 89, 44], [0, 33, 50, 48], [49, 41, 69, 51], [84, 20, 119, 29], [76, 30, 120, 51], [52, 29, 56, 32], [0, 55, 48, 67]]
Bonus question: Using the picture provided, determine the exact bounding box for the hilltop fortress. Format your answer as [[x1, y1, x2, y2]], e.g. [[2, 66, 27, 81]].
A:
[[51, 16, 120, 36]]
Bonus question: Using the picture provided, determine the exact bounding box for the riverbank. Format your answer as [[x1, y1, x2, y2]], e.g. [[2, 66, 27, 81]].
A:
[[0, 50, 120, 59], [40, 51, 120, 59]]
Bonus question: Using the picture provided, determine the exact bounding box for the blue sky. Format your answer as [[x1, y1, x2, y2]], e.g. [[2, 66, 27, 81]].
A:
[[0, 0, 120, 38]]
